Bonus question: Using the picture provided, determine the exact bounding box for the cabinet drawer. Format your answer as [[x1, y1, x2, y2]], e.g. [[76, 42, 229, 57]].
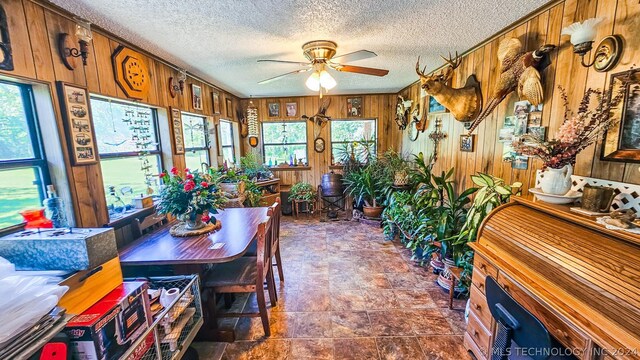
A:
[[471, 267, 488, 295], [467, 311, 492, 357], [496, 272, 588, 354], [464, 331, 488, 360], [469, 284, 492, 328], [58, 256, 123, 315], [474, 254, 498, 280]]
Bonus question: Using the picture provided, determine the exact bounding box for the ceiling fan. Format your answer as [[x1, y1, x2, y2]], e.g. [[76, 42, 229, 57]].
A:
[[257, 40, 389, 92]]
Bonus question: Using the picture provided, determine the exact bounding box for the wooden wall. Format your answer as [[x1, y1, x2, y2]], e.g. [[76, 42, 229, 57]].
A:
[[240, 94, 401, 189], [1, 0, 240, 227], [397, 0, 640, 195]]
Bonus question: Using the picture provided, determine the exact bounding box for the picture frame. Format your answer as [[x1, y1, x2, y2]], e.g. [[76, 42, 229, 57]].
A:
[[56, 82, 98, 165], [169, 107, 185, 154], [191, 84, 202, 110], [226, 98, 233, 118], [285, 101, 297, 117], [460, 134, 475, 152], [498, 128, 514, 143], [212, 91, 221, 114], [527, 126, 546, 142], [268, 102, 280, 117], [314, 137, 325, 153], [428, 96, 446, 114], [512, 155, 529, 170], [514, 100, 530, 115], [514, 114, 528, 136], [602, 69, 640, 162], [528, 111, 542, 127], [347, 97, 363, 117]]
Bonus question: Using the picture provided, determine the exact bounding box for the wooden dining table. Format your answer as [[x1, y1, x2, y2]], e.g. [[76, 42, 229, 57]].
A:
[[118, 207, 270, 341]]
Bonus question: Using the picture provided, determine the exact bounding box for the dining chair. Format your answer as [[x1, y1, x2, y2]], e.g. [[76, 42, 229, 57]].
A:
[[269, 198, 284, 282], [202, 215, 276, 336], [131, 212, 167, 238]]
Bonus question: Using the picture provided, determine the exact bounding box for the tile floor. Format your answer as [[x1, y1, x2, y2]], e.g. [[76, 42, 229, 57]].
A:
[[194, 215, 468, 360]]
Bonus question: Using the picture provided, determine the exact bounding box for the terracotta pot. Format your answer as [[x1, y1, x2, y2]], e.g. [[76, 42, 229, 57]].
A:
[[362, 205, 384, 218]]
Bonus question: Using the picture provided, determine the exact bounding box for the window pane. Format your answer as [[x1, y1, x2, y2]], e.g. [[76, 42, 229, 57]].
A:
[[182, 113, 207, 149], [185, 149, 210, 171], [0, 167, 42, 228], [91, 98, 158, 154], [220, 121, 233, 146], [222, 147, 235, 165], [331, 120, 376, 142], [264, 144, 307, 166], [0, 83, 35, 161], [262, 122, 306, 144], [100, 155, 161, 207]]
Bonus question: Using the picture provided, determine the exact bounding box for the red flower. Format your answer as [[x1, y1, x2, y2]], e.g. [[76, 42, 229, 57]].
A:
[[201, 214, 211, 223], [200, 181, 209, 187], [186, 173, 194, 180], [158, 172, 167, 178], [184, 168, 190, 173], [184, 180, 195, 192], [170, 167, 178, 175]]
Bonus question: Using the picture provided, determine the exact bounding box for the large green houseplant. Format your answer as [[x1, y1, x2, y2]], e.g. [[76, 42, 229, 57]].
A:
[[342, 158, 392, 218]]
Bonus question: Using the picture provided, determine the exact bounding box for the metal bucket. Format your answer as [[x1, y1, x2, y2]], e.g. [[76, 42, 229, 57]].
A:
[[321, 172, 344, 197]]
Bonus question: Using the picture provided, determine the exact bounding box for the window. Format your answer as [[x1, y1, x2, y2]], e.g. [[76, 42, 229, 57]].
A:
[[0, 81, 50, 229], [90, 98, 161, 214], [261, 122, 307, 166], [219, 120, 236, 165], [182, 113, 209, 171], [330, 119, 377, 164]]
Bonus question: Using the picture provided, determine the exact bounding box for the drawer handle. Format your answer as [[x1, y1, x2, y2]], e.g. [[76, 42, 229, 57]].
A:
[[503, 284, 510, 292], [474, 330, 480, 339], [478, 283, 484, 290], [78, 265, 103, 282], [474, 304, 481, 311], [479, 264, 487, 271], [561, 331, 570, 339]]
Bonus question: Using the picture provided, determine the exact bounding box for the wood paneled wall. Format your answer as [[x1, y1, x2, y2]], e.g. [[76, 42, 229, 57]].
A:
[[1, 0, 240, 227], [240, 94, 400, 188], [397, 0, 640, 195]]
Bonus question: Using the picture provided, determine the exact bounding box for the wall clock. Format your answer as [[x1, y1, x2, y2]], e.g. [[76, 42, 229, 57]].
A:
[[112, 46, 150, 100], [314, 137, 325, 153]]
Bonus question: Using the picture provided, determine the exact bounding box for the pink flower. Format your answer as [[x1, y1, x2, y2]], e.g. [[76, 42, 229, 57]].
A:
[[186, 173, 194, 180], [184, 180, 195, 192], [201, 214, 211, 223], [170, 167, 178, 175], [184, 168, 190, 173], [200, 181, 209, 187]]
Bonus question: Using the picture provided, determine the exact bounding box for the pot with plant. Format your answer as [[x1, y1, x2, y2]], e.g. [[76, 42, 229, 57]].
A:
[[343, 159, 392, 219], [240, 152, 273, 181], [218, 167, 246, 195], [289, 182, 318, 214], [383, 150, 411, 187]]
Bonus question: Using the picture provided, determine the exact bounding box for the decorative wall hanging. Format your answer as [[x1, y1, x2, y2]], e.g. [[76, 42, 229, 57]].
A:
[[168, 69, 187, 98], [415, 53, 481, 122], [428, 117, 447, 162], [602, 68, 640, 162], [58, 18, 93, 70], [314, 137, 326, 153], [246, 100, 259, 148], [395, 95, 412, 130], [226, 98, 233, 118], [56, 82, 98, 165], [460, 134, 475, 152], [268, 102, 280, 117], [346, 97, 362, 117], [467, 38, 556, 133], [191, 84, 202, 110], [303, 97, 332, 140], [112, 46, 150, 100], [0, 4, 13, 71], [237, 107, 248, 138], [169, 107, 185, 154], [285, 101, 298, 117], [212, 91, 221, 114], [562, 18, 623, 72]]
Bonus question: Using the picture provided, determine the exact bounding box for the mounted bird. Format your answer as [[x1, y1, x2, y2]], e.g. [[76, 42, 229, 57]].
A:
[[302, 98, 332, 138], [466, 38, 556, 134]]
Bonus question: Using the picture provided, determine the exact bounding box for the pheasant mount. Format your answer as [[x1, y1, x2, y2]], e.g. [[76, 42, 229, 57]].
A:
[[416, 53, 482, 123]]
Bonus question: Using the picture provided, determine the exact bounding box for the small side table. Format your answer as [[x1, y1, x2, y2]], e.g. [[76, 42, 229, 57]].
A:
[[292, 199, 315, 217]]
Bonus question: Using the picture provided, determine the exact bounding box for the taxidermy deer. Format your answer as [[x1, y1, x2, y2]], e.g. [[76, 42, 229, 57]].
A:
[[416, 52, 482, 122], [466, 38, 556, 134]]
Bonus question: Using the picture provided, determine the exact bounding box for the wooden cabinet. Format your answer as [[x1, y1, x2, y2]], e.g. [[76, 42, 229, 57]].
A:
[[255, 178, 281, 206]]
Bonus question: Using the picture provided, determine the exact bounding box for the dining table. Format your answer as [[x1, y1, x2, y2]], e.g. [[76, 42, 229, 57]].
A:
[[118, 206, 270, 341]]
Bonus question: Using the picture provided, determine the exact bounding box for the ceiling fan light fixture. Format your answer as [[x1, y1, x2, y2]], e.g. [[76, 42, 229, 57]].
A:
[[319, 70, 336, 90], [306, 71, 321, 91]]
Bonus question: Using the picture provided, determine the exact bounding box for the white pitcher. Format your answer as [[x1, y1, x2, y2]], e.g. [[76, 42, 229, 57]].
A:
[[540, 164, 573, 195]]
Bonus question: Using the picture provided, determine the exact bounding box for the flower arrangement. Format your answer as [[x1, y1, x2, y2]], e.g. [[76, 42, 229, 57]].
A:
[[157, 167, 226, 229], [513, 85, 626, 169]]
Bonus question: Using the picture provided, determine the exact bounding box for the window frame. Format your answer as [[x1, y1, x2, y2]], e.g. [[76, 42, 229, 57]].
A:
[[219, 119, 236, 164], [261, 121, 308, 165], [181, 112, 210, 168], [0, 80, 51, 229], [330, 118, 378, 163]]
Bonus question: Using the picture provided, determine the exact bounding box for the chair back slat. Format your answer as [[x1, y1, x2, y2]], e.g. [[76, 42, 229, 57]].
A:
[[267, 198, 281, 257], [255, 215, 273, 281]]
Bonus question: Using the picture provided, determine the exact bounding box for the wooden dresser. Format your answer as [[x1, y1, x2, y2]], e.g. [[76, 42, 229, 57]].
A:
[[464, 197, 640, 360]]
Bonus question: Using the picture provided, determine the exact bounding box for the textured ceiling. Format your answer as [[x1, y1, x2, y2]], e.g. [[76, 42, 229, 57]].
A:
[[50, 0, 549, 97]]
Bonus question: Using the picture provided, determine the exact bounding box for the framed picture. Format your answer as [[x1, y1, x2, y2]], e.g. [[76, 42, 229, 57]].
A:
[[502, 143, 515, 162], [528, 111, 542, 127], [56, 82, 98, 165], [268, 102, 280, 117], [512, 155, 529, 170], [460, 134, 475, 152], [226, 98, 233, 118], [285, 102, 297, 117], [347, 97, 362, 117], [514, 100, 530, 115], [514, 114, 528, 136], [527, 126, 546, 142], [191, 84, 202, 110], [498, 128, 515, 143], [602, 69, 640, 162], [314, 137, 325, 153], [428, 96, 446, 114], [212, 91, 220, 114], [169, 107, 185, 154], [503, 115, 516, 128]]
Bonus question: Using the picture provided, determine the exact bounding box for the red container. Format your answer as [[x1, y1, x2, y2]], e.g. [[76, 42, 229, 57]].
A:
[[20, 209, 53, 229]]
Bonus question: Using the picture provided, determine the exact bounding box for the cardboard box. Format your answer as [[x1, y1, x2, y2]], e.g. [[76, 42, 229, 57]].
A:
[[65, 281, 152, 360]]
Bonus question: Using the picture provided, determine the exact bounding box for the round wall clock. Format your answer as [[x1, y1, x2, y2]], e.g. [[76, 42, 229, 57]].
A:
[[112, 46, 150, 100], [314, 137, 326, 153], [408, 120, 419, 142]]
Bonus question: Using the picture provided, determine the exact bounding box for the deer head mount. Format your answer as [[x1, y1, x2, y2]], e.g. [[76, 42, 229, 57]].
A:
[[416, 52, 482, 122]]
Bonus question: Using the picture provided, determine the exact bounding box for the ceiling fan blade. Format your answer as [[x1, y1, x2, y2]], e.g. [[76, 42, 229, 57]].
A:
[[331, 64, 389, 77], [257, 59, 311, 66], [331, 50, 377, 63], [258, 68, 311, 84]]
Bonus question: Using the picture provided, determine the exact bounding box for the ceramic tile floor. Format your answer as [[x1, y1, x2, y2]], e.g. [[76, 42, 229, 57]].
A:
[[194, 215, 468, 360]]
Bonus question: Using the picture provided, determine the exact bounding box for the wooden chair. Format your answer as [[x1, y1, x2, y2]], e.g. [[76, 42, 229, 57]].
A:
[[269, 198, 284, 282], [131, 212, 167, 238], [202, 215, 276, 336]]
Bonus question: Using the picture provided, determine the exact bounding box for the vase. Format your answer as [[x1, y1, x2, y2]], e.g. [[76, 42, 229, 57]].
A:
[[181, 213, 206, 230], [540, 164, 573, 195], [393, 171, 409, 186]]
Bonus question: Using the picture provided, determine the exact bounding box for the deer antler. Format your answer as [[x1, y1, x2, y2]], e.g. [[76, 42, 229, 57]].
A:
[[439, 51, 461, 82], [415, 56, 428, 78]]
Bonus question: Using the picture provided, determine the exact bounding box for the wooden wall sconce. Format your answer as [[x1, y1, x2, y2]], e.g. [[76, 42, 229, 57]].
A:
[[169, 69, 187, 98], [562, 18, 623, 72], [58, 18, 93, 70], [0, 4, 13, 71]]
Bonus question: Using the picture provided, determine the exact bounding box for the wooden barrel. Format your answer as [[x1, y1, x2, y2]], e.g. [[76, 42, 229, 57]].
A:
[[320, 172, 344, 197]]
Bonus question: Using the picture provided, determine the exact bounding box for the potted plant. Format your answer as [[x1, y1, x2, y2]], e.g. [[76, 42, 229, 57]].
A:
[[158, 168, 225, 232], [240, 152, 273, 181], [383, 150, 411, 187], [289, 182, 318, 213], [243, 179, 263, 207], [218, 167, 246, 195], [343, 159, 391, 218]]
